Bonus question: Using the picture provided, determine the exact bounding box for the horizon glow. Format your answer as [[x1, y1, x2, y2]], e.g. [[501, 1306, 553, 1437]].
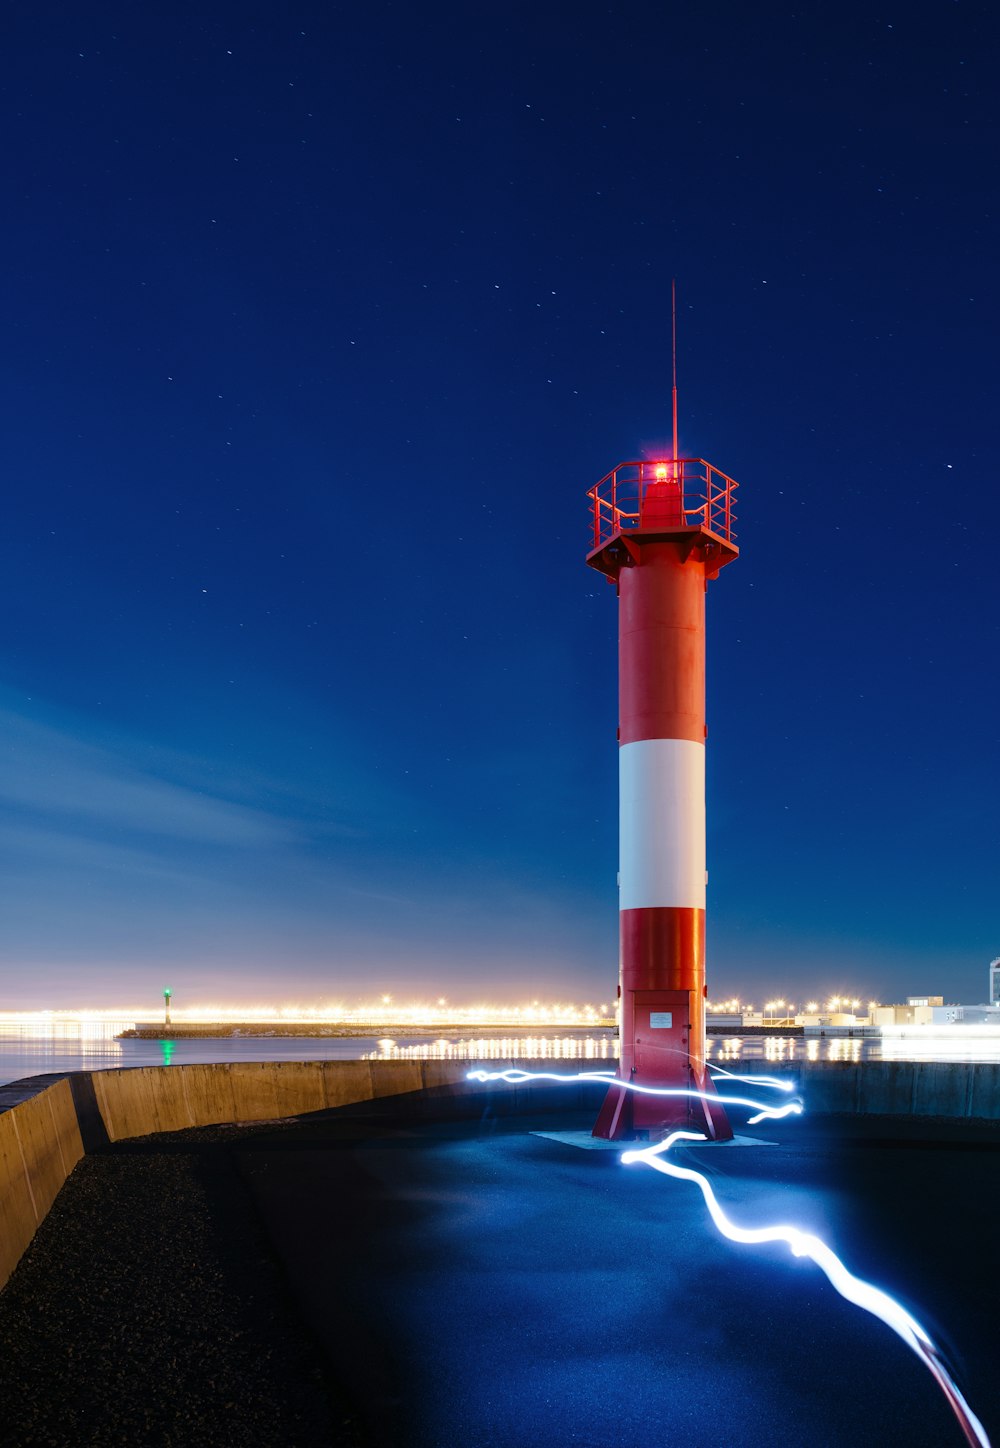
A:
[[0, 1001, 615, 1027]]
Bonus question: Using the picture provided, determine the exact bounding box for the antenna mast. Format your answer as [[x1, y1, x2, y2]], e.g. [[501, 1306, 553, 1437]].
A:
[[671, 278, 679, 465]]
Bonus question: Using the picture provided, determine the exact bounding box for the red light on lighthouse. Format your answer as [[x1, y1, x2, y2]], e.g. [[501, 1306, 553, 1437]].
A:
[[587, 457, 739, 1141]]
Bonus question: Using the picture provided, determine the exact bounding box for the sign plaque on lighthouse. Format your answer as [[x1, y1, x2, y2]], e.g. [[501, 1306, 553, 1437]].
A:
[[587, 445, 739, 1141]]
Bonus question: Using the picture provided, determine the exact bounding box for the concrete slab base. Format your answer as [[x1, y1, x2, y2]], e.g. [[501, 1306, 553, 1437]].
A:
[[530, 1129, 623, 1149], [686, 1133, 779, 1148], [531, 1129, 778, 1150]]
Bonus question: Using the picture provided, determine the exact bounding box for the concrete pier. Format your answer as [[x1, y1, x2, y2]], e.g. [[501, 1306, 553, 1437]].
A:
[[0, 1095, 997, 1447], [3, 1057, 1000, 1293], [0, 1076, 84, 1287]]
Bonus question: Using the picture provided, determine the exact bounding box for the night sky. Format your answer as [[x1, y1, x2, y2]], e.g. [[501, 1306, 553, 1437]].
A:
[[2, 3, 997, 1010]]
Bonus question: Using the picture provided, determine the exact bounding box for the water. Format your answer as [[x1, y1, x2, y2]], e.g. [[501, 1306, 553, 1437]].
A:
[[378, 1031, 1000, 1066], [3, 1023, 1000, 1088], [0, 1024, 616, 1087], [708, 1032, 1000, 1066]]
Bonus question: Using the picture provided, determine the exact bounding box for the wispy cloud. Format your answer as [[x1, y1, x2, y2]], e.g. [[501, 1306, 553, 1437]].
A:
[[0, 703, 300, 849], [0, 692, 609, 1001]]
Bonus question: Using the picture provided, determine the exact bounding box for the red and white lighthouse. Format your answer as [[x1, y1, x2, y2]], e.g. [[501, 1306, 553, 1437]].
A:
[[588, 455, 739, 1141]]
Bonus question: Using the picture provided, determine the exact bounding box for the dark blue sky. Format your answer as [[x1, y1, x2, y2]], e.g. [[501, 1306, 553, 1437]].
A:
[[1, 2, 997, 1009]]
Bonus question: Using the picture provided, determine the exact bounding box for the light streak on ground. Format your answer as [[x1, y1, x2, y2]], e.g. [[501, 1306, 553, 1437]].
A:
[[623, 1133, 990, 1448], [467, 1066, 991, 1448], [466, 1067, 802, 1124]]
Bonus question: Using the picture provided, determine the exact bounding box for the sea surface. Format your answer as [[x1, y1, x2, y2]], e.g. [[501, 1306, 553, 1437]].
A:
[[3, 1022, 1000, 1088]]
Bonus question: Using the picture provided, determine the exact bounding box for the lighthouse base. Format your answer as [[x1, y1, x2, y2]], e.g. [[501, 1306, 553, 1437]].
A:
[[591, 1070, 733, 1142], [592, 988, 733, 1142]]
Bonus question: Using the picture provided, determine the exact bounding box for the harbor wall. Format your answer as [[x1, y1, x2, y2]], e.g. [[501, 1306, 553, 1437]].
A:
[[0, 1059, 595, 1291], [3, 1057, 1000, 1292], [0, 1077, 85, 1287], [731, 1058, 1000, 1119], [89, 1058, 475, 1141]]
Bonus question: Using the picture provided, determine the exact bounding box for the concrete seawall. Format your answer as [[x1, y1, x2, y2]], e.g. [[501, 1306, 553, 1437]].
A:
[[0, 1058, 583, 1291], [728, 1057, 1000, 1119], [0, 1076, 85, 1287], [89, 1058, 487, 1141], [2, 1056, 1000, 1292]]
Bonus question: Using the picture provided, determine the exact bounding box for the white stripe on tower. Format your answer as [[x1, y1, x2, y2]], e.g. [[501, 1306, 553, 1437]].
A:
[[619, 738, 706, 911]]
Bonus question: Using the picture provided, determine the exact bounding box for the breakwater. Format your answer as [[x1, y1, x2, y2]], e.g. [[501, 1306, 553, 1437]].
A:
[[3, 1057, 1000, 1292]]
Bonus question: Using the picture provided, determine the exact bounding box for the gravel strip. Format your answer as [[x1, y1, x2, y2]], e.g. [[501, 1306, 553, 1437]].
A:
[[0, 1129, 363, 1447]]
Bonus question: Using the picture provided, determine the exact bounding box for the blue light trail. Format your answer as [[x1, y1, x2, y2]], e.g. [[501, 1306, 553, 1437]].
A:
[[466, 1066, 803, 1124], [466, 1066, 991, 1448]]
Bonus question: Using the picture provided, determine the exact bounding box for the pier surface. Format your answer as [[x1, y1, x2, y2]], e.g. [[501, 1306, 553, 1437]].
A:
[[0, 1102, 997, 1447]]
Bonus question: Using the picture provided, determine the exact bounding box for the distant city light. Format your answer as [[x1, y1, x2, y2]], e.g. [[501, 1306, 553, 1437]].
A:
[[0, 991, 890, 1032], [0, 999, 619, 1029]]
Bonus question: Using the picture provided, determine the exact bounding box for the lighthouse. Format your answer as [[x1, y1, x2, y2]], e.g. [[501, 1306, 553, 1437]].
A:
[[588, 452, 739, 1141]]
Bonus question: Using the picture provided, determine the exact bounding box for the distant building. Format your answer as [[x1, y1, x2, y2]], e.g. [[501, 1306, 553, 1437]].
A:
[[869, 996, 945, 1026], [871, 1001, 937, 1026], [869, 983, 1000, 1028], [930, 1004, 1000, 1026]]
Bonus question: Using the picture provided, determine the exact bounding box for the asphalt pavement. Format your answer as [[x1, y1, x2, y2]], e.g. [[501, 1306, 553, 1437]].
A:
[[1, 1094, 998, 1448], [238, 1102, 1000, 1448]]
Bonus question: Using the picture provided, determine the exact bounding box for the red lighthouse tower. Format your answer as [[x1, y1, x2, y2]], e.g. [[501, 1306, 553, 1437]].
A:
[[588, 451, 739, 1141]]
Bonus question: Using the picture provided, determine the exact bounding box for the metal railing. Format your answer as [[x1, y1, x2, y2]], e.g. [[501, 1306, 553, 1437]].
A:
[[586, 459, 738, 552]]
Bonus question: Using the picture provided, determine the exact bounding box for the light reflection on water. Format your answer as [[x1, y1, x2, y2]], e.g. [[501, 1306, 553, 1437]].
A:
[[708, 1035, 866, 1065], [365, 1035, 617, 1063], [0, 1020, 133, 1084], [3, 1026, 1000, 1088], [364, 1031, 1000, 1066], [710, 1034, 1000, 1065]]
